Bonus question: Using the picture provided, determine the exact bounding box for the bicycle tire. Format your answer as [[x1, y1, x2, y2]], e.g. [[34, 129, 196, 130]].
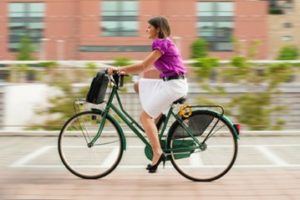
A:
[[167, 110, 238, 182], [58, 110, 124, 179]]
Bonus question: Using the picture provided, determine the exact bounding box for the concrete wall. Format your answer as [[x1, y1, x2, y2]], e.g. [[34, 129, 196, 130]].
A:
[[2, 84, 54, 131], [1, 82, 300, 131]]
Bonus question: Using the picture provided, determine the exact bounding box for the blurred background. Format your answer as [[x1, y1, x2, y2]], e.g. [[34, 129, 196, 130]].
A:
[[0, 0, 299, 131]]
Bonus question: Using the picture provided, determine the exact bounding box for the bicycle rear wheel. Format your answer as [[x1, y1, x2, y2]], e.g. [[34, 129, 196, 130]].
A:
[[167, 110, 238, 182], [58, 110, 124, 179]]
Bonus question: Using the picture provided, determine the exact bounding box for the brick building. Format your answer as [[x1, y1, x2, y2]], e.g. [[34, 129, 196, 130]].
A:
[[0, 0, 268, 60], [267, 0, 300, 59]]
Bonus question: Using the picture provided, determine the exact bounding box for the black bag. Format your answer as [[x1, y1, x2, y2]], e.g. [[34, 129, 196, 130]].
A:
[[173, 113, 214, 138], [86, 71, 109, 104]]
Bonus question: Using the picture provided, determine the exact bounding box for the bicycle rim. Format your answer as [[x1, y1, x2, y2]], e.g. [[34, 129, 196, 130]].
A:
[[58, 111, 123, 179], [167, 110, 238, 182]]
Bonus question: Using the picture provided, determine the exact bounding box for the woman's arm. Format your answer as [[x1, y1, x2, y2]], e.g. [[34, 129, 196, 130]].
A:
[[108, 50, 162, 75]]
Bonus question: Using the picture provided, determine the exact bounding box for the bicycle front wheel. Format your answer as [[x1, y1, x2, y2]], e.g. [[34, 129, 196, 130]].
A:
[[167, 110, 238, 182], [58, 110, 124, 179]]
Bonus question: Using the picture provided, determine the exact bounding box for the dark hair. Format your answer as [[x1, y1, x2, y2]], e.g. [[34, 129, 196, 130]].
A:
[[148, 16, 171, 39]]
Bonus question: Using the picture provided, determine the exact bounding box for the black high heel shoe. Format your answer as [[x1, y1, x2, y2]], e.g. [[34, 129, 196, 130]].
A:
[[147, 154, 166, 173], [146, 164, 151, 170], [146, 154, 165, 170]]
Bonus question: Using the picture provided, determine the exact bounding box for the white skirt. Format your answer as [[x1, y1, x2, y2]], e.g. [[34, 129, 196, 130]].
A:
[[138, 78, 188, 118]]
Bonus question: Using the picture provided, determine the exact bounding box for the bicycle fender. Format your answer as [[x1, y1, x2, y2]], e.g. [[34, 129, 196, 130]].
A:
[[210, 110, 240, 140]]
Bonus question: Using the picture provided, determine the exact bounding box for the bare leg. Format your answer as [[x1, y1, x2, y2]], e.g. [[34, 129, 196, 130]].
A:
[[133, 81, 139, 94], [140, 111, 163, 165]]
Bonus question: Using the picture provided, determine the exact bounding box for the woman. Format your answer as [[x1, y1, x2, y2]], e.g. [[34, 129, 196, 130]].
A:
[[108, 16, 188, 173]]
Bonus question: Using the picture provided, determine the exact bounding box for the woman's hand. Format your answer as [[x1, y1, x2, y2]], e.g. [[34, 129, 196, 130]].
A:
[[107, 67, 119, 75]]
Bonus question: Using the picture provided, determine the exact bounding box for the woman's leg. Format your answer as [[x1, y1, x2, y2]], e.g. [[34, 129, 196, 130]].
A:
[[140, 111, 163, 165], [133, 81, 139, 94]]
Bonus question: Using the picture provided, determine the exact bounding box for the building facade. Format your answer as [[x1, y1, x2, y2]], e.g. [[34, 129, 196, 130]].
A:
[[0, 0, 268, 60], [267, 0, 300, 59]]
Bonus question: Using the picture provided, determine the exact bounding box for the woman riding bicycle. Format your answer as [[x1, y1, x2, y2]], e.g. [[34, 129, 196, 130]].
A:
[[108, 16, 188, 173]]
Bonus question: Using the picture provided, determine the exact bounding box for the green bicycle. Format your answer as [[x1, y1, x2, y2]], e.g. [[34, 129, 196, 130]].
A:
[[58, 72, 240, 182]]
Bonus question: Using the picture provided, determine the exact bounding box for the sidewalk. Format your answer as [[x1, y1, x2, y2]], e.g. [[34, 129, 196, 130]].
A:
[[1, 168, 299, 200], [1, 134, 300, 199]]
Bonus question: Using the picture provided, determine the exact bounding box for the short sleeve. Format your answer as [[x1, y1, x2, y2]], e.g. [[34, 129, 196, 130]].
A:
[[152, 39, 169, 55]]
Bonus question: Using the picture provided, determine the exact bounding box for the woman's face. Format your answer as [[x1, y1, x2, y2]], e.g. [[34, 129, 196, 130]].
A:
[[146, 24, 158, 39]]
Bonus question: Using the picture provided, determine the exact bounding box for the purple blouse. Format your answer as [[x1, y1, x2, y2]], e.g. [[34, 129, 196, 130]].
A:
[[152, 38, 187, 78]]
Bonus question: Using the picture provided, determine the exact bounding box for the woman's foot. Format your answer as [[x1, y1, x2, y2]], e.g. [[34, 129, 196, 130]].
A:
[[147, 153, 165, 173]]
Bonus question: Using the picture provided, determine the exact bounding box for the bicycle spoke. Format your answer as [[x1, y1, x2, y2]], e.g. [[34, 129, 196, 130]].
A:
[[58, 111, 123, 179], [202, 123, 226, 143], [167, 110, 238, 182]]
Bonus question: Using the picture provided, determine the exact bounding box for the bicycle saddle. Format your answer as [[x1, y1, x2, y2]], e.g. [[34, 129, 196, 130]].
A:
[[173, 97, 186, 104]]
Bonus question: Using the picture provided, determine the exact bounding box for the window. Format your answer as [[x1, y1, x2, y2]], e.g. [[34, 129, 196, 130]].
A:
[[8, 3, 45, 51], [101, 0, 138, 37], [281, 35, 292, 41], [196, 1, 234, 51]]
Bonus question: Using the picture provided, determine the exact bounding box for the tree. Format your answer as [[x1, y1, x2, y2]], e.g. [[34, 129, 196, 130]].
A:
[[16, 35, 35, 60], [10, 35, 35, 82]]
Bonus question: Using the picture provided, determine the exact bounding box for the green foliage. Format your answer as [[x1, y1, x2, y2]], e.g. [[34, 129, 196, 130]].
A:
[[10, 35, 36, 82], [267, 63, 293, 87], [227, 92, 286, 130], [230, 56, 248, 68], [31, 58, 135, 130], [30, 62, 92, 130], [277, 45, 299, 60], [31, 70, 89, 130], [195, 59, 293, 130], [232, 37, 261, 59], [193, 57, 219, 79], [113, 57, 133, 66], [190, 38, 208, 59], [221, 56, 252, 82], [16, 35, 35, 60], [86, 62, 97, 76], [246, 40, 261, 59], [38, 61, 58, 69]]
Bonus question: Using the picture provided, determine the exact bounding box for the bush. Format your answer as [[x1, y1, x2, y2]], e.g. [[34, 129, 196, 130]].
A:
[[16, 35, 35, 60], [113, 57, 133, 66], [193, 57, 219, 79], [190, 38, 208, 58], [277, 45, 299, 60]]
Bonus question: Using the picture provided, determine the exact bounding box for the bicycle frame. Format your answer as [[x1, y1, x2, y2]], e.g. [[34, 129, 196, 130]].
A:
[[87, 76, 239, 161], [88, 81, 204, 153]]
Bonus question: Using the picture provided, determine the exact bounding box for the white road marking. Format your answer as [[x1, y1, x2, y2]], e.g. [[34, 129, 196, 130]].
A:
[[256, 146, 288, 166], [189, 153, 203, 167], [10, 146, 53, 167], [101, 147, 120, 167], [9, 144, 300, 169]]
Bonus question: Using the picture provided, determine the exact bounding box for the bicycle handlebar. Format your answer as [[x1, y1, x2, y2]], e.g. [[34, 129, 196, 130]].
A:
[[105, 69, 126, 88]]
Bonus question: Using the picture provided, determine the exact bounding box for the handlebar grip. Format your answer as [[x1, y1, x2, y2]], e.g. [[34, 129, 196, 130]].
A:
[[119, 74, 124, 87]]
